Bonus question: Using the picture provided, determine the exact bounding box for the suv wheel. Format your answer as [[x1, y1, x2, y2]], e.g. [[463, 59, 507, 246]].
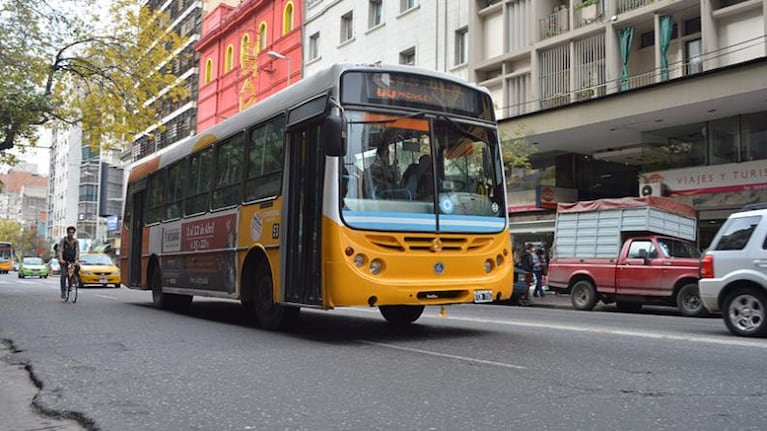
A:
[[722, 287, 767, 338]]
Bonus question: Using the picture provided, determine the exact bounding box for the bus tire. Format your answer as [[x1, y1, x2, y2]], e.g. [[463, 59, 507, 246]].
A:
[[252, 263, 299, 330], [571, 280, 597, 311], [379, 305, 425, 325]]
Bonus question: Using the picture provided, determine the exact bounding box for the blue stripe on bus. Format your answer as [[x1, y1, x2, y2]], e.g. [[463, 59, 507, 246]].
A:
[[342, 211, 505, 233]]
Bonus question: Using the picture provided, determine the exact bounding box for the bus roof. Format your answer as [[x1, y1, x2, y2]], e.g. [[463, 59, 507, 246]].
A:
[[127, 63, 491, 182]]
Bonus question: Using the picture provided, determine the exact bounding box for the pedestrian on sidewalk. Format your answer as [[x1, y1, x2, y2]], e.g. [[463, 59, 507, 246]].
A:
[[533, 248, 546, 297], [520, 243, 535, 302]]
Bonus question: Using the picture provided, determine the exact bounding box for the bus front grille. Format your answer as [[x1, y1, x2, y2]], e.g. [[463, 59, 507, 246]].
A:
[[366, 235, 493, 253]]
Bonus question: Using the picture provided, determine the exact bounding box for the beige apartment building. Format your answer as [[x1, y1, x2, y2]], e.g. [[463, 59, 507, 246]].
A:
[[469, 0, 767, 249]]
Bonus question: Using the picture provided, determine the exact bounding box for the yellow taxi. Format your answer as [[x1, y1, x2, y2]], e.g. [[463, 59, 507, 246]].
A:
[[78, 253, 121, 288]]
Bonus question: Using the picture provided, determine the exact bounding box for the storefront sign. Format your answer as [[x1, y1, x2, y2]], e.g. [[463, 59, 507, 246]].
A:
[[642, 159, 767, 195]]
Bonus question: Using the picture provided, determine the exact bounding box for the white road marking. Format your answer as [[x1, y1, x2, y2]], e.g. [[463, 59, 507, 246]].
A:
[[340, 307, 767, 350], [361, 340, 526, 369]]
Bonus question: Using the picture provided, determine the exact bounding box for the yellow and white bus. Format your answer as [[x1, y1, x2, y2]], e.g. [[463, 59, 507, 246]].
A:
[[0, 242, 13, 273], [121, 64, 513, 329]]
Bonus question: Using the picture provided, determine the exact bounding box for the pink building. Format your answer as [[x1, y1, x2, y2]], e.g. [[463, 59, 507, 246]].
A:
[[195, 0, 302, 132]]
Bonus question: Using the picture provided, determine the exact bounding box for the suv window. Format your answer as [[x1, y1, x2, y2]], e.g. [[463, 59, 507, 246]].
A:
[[712, 215, 761, 250]]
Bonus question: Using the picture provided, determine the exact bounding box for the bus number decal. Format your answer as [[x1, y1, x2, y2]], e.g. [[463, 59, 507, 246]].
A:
[[272, 223, 279, 239]]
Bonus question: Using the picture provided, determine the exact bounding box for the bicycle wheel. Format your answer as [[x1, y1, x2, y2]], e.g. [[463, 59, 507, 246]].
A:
[[71, 274, 79, 303], [62, 281, 70, 303]]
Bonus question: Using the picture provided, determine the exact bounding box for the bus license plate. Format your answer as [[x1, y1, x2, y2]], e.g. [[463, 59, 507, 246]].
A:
[[473, 289, 493, 303]]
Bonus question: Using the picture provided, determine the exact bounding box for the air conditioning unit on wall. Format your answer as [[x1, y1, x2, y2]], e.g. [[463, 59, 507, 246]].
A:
[[639, 182, 666, 197]]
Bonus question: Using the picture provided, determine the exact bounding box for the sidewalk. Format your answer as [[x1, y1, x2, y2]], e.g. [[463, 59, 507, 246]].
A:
[[0, 344, 84, 431]]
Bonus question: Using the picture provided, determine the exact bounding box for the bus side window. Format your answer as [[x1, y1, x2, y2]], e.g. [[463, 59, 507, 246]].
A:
[[186, 147, 214, 216], [165, 160, 186, 220], [245, 115, 285, 202], [212, 133, 245, 209], [146, 170, 166, 224]]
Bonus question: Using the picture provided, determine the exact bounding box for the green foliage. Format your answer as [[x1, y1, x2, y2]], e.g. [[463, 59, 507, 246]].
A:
[[0, 220, 51, 260], [0, 0, 188, 156], [575, 0, 599, 10], [500, 123, 537, 170]]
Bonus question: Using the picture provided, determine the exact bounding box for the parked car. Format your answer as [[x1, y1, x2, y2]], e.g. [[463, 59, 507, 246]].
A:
[[48, 258, 61, 276], [496, 265, 531, 306], [18, 257, 49, 278], [78, 253, 121, 288], [699, 203, 767, 337]]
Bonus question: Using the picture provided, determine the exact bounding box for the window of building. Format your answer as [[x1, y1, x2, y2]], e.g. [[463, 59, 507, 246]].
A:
[[455, 27, 468, 66], [240, 34, 251, 64], [642, 123, 706, 171], [369, 0, 382, 29], [225, 45, 234, 73], [400, 0, 416, 13], [685, 39, 702, 75], [309, 32, 320, 60], [741, 111, 767, 162], [245, 115, 286, 201], [212, 133, 246, 209], [639, 24, 678, 49], [258, 22, 267, 52], [684, 17, 701, 35], [709, 117, 739, 165], [340, 11, 354, 43], [283, 1, 294, 35], [399, 47, 415, 65]]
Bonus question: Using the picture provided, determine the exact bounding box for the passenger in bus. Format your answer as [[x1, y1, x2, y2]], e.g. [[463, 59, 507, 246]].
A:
[[369, 145, 400, 198], [401, 154, 433, 200]]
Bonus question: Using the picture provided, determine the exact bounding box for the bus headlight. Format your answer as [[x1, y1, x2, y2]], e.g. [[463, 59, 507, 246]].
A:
[[496, 254, 504, 266], [370, 259, 384, 275], [483, 259, 494, 273], [353, 254, 366, 268]]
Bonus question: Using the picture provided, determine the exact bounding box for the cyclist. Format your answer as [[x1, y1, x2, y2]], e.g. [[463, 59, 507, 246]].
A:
[[57, 226, 80, 299]]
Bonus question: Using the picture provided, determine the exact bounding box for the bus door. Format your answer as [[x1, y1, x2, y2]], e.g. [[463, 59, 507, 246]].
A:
[[281, 120, 325, 306], [128, 188, 146, 288]]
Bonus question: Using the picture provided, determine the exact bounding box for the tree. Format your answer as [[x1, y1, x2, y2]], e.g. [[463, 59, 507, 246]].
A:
[[500, 123, 538, 170], [0, 0, 188, 159]]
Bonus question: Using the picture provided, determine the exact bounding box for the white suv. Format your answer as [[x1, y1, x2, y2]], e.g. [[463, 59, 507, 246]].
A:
[[699, 204, 767, 337]]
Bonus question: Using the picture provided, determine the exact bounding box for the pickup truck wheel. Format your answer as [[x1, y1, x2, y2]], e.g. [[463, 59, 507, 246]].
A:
[[571, 280, 597, 311], [722, 287, 767, 337], [677, 283, 706, 317]]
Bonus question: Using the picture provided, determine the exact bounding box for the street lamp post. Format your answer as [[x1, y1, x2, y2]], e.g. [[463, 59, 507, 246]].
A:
[[267, 50, 291, 86]]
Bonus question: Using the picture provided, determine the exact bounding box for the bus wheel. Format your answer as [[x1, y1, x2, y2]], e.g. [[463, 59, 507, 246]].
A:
[[252, 264, 299, 330], [379, 305, 425, 325], [151, 267, 191, 311]]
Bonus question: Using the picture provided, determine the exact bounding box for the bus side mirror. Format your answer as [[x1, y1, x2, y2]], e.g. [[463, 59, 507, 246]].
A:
[[323, 115, 346, 157]]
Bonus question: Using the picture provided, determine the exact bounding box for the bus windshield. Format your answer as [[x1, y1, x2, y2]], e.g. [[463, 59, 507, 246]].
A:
[[341, 110, 506, 233]]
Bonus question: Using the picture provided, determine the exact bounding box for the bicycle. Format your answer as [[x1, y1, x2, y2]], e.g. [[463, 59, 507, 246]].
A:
[[63, 262, 79, 303]]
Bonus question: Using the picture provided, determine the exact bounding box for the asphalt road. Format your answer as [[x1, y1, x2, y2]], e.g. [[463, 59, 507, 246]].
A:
[[1, 275, 765, 431]]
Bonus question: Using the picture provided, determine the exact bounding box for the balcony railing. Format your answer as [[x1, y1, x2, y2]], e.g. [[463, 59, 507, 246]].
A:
[[539, 7, 569, 40], [616, 0, 654, 14], [499, 35, 765, 118]]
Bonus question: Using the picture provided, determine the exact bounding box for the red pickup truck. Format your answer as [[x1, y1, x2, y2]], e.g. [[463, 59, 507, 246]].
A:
[[547, 197, 705, 316]]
